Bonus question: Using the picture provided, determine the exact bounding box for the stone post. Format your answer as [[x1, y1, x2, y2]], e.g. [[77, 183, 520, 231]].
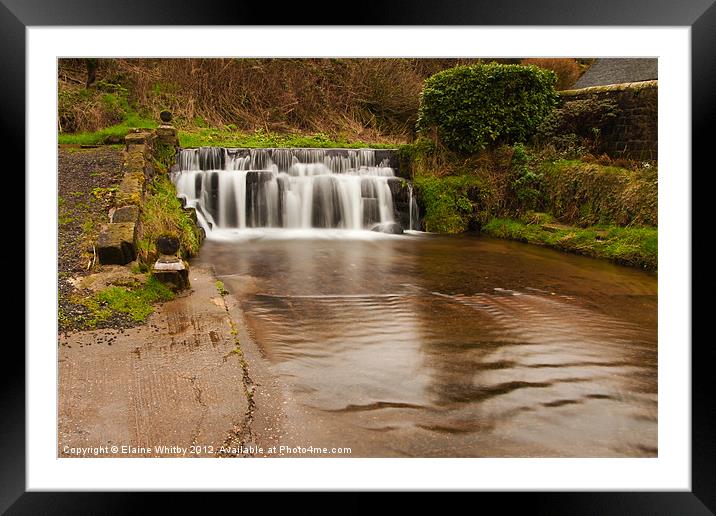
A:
[[151, 235, 189, 291], [155, 110, 179, 148]]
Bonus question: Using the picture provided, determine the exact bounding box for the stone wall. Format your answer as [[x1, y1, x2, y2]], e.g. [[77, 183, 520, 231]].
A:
[[559, 80, 657, 161], [97, 123, 183, 265], [97, 131, 154, 265]]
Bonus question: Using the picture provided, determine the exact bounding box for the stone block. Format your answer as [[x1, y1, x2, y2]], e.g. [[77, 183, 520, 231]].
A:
[[98, 222, 137, 265], [115, 171, 145, 206], [124, 131, 153, 147], [125, 152, 146, 174], [111, 205, 140, 223], [152, 256, 190, 291], [155, 125, 179, 146], [126, 143, 148, 157]]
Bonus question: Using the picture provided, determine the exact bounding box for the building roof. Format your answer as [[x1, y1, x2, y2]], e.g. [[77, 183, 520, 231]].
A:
[[574, 58, 658, 89]]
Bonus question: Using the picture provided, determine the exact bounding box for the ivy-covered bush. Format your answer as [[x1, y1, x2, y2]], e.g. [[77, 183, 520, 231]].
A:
[[417, 63, 558, 154], [510, 143, 545, 213], [536, 97, 619, 154]]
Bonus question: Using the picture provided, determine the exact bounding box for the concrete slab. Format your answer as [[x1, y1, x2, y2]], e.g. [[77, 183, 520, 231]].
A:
[[58, 266, 251, 457]]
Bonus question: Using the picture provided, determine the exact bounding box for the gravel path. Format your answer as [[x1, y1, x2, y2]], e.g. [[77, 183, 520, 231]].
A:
[[58, 145, 125, 332]]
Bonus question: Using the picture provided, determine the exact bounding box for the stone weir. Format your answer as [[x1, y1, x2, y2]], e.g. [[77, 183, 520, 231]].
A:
[[171, 147, 419, 233]]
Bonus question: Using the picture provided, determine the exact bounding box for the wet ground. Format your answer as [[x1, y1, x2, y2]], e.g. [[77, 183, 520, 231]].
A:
[[199, 230, 658, 457], [58, 267, 254, 457]]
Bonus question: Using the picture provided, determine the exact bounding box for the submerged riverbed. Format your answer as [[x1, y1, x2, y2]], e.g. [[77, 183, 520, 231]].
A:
[[197, 231, 657, 457]]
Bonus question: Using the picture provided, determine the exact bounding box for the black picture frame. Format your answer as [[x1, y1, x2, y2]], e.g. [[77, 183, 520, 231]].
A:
[[5, 0, 709, 510]]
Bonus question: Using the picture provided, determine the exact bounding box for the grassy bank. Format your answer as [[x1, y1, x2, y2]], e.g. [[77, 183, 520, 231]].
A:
[[58, 113, 157, 146], [178, 129, 400, 149], [482, 218, 657, 271], [403, 141, 657, 270], [539, 159, 657, 227], [136, 173, 203, 267], [59, 126, 401, 149]]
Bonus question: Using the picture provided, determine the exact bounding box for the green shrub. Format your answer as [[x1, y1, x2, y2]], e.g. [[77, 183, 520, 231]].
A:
[[536, 97, 619, 154], [413, 174, 488, 233], [509, 143, 545, 213], [521, 58, 581, 90], [417, 63, 558, 154]]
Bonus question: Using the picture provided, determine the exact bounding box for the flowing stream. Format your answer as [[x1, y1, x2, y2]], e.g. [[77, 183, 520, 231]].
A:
[[195, 230, 658, 457]]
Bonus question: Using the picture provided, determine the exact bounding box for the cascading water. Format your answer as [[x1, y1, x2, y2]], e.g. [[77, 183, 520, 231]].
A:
[[172, 147, 419, 235]]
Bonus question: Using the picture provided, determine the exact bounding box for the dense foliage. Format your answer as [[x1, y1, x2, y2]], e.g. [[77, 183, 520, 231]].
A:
[[536, 97, 619, 154], [417, 64, 558, 154]]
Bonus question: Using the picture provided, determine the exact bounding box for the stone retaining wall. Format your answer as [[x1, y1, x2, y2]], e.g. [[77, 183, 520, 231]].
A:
[[559, 80, 658, 161], [97, 124, 183, 265], [97, 131, 154, 264]]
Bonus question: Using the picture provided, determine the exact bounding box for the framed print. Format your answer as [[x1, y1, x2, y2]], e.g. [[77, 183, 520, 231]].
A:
[[5, 0, 710, 510]]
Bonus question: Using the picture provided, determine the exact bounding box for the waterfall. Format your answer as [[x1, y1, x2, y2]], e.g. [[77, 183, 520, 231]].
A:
[[408, 183, 419, 231], [172, 147, 418, 234]]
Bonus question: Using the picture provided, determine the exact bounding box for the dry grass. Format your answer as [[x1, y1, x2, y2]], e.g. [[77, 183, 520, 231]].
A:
[[521, 58, 581, 90], [58, 58, 487, 140], [58, 81, 125, 133]]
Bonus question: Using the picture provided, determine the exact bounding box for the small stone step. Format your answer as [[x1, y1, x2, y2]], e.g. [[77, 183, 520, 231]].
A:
[[97, 222, 137, 265]]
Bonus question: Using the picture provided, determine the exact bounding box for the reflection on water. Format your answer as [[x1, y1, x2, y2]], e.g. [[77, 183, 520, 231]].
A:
[[197, 231, 657, 457]]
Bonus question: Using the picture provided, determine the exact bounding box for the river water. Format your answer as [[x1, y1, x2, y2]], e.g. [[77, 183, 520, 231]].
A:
[[196, 230, 657, 457]]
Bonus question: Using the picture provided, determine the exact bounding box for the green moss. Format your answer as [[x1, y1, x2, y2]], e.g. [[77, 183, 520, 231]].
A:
[[81, 219, 94, 235], [215, 280, 228, 296], [79, 276, 175, 327], [90, 186, 117, 201], [482, 218, 657, 271]]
